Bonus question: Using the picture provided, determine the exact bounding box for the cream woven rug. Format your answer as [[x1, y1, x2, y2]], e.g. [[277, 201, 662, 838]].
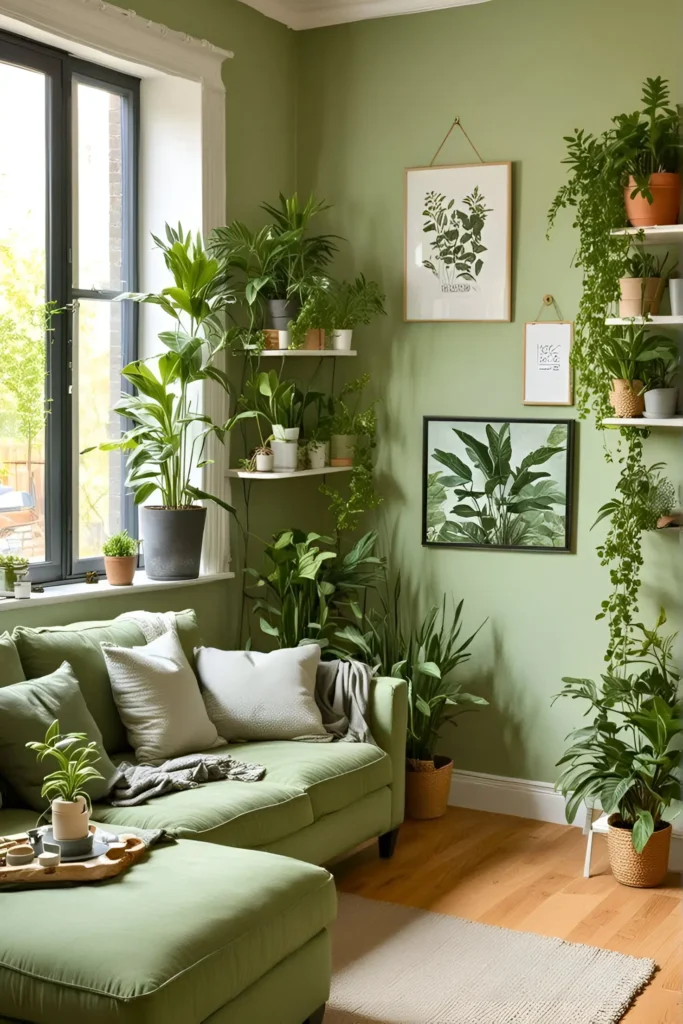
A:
[[326, 894, 655, 1024]]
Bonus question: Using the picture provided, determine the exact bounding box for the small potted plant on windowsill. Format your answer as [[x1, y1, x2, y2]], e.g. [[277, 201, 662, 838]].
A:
[[603, 325, 674, 418], [618, 248, 676, 319], [26, 719, 104, 843], [0, 555, 29, 598], [102, 530, 139, 586], [556, 611, 681, 888]]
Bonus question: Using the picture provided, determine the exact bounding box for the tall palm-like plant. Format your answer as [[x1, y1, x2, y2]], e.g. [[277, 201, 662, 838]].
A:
[[83, 225, 253, 510]]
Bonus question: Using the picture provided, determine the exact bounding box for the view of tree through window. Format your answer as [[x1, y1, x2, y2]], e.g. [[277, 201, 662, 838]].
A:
[[0, 60, 48, 563], [0, 33, 138, 580]]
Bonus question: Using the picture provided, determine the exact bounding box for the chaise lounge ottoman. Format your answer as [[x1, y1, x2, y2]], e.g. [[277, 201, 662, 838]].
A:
[[0, 831, 336, 1024]]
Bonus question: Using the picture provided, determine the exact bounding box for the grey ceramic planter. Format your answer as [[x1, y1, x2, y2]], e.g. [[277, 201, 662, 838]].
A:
[[643, 387, 678, 419], [140, 506, 207, 580], [268, 298, 300, 330]]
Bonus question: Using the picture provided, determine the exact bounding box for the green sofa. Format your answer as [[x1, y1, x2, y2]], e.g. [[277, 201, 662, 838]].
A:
[[0, 609, 408, 1024]]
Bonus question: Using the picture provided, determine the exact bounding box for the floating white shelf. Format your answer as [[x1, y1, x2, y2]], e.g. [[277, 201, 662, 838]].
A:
[[610, 225, 683, 245], [227, 466, 353, 480], [605, 316, 683, 326], [603, 416, 683, 428], [239, 349, 356, 357]]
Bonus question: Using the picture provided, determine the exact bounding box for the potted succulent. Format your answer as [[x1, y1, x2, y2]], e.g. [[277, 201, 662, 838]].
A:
[[102, 530, 139, 586], [26, 719, 104, 842], [618, 249, 676, 318], [603, 325, 674, 418], [641, 346, 679, 419], [610, 77, 682, 227], [556, 611, 681, 888], [0, 555, 29, 598], [83, 226, 252, 581], [209, 193, 338, 330], [326, 275, 386, 351]]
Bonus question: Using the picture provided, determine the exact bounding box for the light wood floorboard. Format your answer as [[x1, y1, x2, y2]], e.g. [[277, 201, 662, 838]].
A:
[[332, 807, 682, 1023]]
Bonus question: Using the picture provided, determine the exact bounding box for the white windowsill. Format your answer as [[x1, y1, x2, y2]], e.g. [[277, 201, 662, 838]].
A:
[[0, 571, 234, 610]]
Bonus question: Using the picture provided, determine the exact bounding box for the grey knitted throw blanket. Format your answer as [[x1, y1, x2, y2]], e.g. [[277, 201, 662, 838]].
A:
[[105, 753, 266, 807], [315, 659, 377, 746]]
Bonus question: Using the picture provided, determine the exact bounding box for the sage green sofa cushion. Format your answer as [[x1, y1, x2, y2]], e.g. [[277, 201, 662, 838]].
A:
[[94, 775, 314, 848], [0, 840, 336, 1024], [13, 610, 201, 754], [0, 633, 25, 687], [0, 664, 118, 810], [229, 740, 392, 818]]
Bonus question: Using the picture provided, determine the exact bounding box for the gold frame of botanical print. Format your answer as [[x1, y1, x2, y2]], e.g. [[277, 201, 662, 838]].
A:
[[404, 161, 512, 323]]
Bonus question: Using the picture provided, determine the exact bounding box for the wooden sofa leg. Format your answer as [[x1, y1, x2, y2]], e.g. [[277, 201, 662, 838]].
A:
[[303, 1004, 326, 1024], [378, 827, 400, 859]]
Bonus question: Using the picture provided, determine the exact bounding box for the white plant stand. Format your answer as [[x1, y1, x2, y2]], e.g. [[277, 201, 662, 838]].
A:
[[582, 806, 610, 878]]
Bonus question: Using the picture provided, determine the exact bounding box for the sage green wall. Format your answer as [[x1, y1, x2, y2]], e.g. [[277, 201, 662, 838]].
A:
[[296, 0, 683, 782]]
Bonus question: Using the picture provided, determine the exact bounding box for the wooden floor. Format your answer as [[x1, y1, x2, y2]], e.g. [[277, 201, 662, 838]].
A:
[[332, 808, 682, 1023]]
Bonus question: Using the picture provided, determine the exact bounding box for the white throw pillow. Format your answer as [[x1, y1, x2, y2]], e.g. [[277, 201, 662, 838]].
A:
[[195, 645, 328, 742], [102, 629, 224, 764]]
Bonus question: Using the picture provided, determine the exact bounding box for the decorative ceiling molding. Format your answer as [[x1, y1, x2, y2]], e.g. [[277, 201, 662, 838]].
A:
[[237, 0, 491, 31], [0, 0, 233, 86]]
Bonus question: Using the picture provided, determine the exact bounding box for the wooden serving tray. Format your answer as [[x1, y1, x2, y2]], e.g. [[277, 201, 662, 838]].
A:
[[0, 831, 146, 885]]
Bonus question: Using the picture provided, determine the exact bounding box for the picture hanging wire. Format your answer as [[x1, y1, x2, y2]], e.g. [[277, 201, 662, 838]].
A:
[[429, 116, 485, 167], [533, 294, 565, 322]]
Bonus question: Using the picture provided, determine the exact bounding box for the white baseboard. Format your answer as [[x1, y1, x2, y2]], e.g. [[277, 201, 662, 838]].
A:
[[449, 769, 683, 871]]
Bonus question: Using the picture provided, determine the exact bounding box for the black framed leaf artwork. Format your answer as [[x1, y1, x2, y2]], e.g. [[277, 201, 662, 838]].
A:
[[422, 418, 576, 552]]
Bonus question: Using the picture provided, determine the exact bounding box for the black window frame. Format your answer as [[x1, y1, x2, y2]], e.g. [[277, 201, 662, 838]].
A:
[[0, 30, 139, 584]]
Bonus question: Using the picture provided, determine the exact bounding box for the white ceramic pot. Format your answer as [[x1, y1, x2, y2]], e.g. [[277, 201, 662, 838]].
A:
[[331, 329, 354, 351], [308, 441, 327, 470], [272, 424, 300, 442], [271, 440, 298, 473], [330, 434, 356, 466], [669, 279, 683, 317], [13, 580, 31, 599], [255, 451, 274, 472], [277, 330, 290, 350], [644, 388, 678, 419], [51, 796, 90, 841]]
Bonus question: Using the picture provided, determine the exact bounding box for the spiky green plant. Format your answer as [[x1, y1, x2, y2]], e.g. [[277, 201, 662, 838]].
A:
[[26, 720, 104, 810]]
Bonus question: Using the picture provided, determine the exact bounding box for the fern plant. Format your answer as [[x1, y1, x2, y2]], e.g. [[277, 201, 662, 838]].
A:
[[26, 720, 104, 809]]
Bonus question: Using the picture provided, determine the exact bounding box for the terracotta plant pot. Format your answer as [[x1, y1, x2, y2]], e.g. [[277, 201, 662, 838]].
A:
[[405, 755, 453, 820], [624, 173, 681, 228], [607, 815, 671, 888], [330, 434, 356, 467], [104, 555, 137, 586], [618, 277, 664, 318], [609, 379, 644, 418], [303, 329, 324, 351]]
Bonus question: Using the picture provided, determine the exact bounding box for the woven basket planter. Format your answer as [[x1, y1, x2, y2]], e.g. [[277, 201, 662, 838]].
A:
[[405, 756, 453, 820], [607, 815, 671, 888], [609, 379, 645, 419]]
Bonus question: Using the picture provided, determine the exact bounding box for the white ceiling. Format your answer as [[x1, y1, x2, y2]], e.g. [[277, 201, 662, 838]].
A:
[[237, 0, 491, 31]]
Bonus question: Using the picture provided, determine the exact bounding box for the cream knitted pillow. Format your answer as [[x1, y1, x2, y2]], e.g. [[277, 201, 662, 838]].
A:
[[102, 629, 224, 765], [195, 644, 328, 742]]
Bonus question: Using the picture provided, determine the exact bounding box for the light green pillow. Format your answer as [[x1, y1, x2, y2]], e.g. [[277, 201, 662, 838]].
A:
[[0, 631, 25, 687], [12, 610, 201, 754], [0, 662, 118, 811]]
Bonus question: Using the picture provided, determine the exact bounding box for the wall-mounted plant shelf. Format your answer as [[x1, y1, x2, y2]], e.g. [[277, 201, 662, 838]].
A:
[[239, 348, 356, 357], [610, 225, 683, 245], [605, 316, 683, 326], [602, 416, 683, 428], [226, 466, 353, 480]]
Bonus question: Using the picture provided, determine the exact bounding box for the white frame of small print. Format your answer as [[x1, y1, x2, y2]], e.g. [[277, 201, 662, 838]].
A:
[[404, 161, 511, 323], [523, 321, 574, 406]]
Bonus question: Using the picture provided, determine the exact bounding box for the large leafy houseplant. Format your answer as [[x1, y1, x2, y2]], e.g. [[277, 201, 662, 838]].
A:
[[601, 325, 676, 383], [247, 529, 384, 654], [429, 422, 569, 548], [607, 77, 681, 201], [555, 611, 681, 855]]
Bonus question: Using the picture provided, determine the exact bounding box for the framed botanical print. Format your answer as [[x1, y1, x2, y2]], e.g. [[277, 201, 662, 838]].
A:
[[405, 162, 511, 322], [423, 417, 575, 552], [523, 321, 574, 406]]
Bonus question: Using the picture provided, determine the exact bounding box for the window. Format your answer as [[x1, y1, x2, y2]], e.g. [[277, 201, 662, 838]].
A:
[[0, 30, 138, 583]]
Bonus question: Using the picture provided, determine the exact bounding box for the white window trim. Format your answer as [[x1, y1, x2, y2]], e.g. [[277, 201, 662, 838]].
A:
[[0, 0, 234, 575]]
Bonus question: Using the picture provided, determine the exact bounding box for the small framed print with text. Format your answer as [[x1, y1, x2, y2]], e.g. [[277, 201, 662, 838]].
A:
[[523, 321, 573, 406]]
